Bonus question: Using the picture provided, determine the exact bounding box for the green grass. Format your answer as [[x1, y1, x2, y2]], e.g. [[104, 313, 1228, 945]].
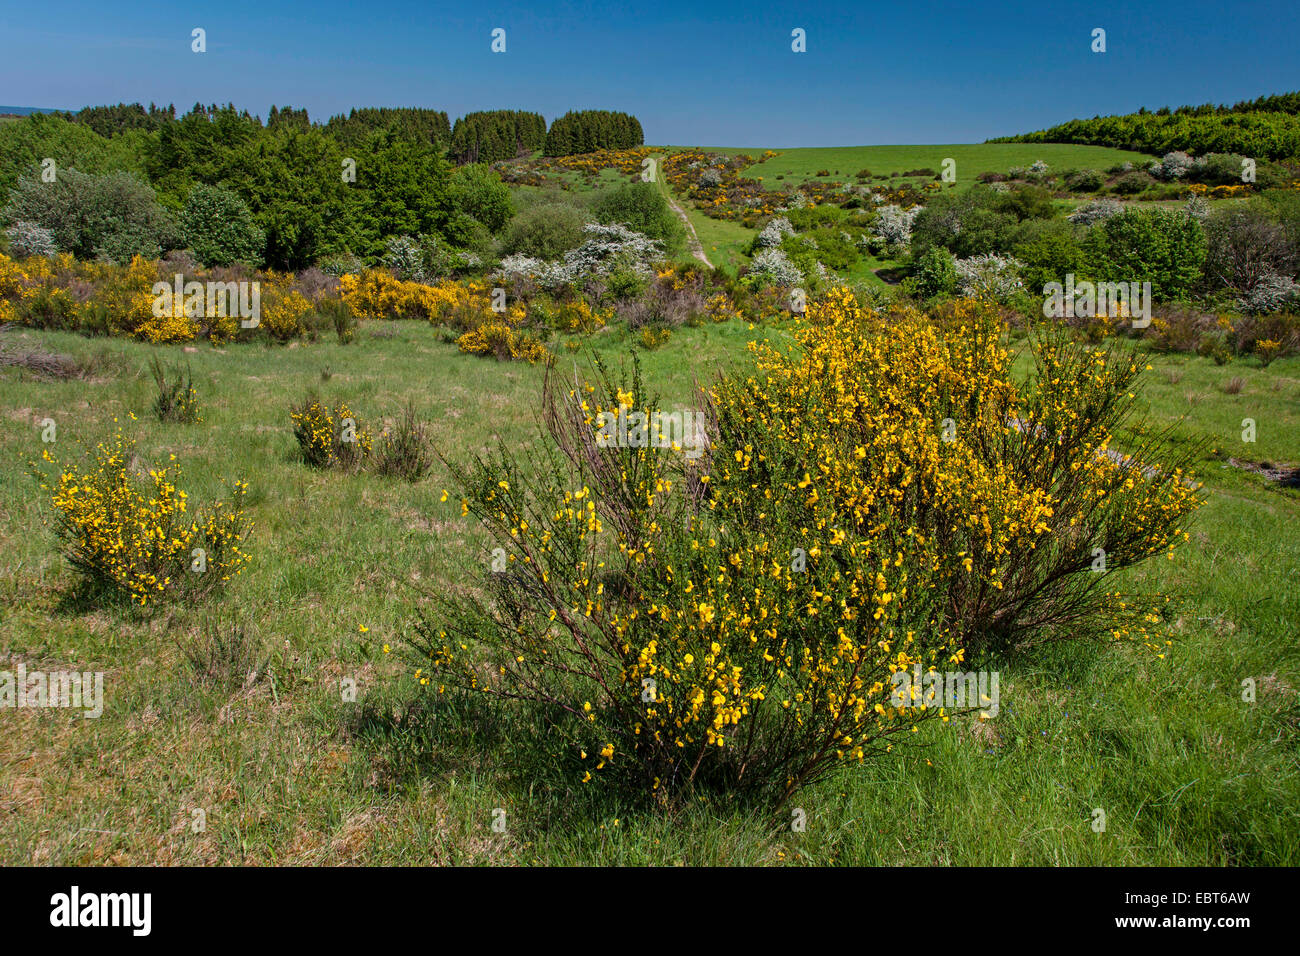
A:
[[3, 319, 1296, 865], [742, 143, 1153, 187]]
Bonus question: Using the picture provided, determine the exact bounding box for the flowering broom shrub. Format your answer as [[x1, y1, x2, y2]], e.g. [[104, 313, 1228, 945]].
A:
[[412, 291, 1202, 806], [34, 427, 251, 606], [290, 397, 373, 469], [456, 321, 548, 363]]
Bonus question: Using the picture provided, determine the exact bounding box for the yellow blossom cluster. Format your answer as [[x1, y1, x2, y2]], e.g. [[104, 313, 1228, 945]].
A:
[[34, 427, 251, 606], [290, 399, 373, 469], [417, 289, 1201, 803]]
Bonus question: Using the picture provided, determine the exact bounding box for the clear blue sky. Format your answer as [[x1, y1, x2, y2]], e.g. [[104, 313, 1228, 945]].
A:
[[1, 0, 1296, 146]]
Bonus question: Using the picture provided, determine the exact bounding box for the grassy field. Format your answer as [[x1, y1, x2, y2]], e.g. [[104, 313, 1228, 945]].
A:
[[649, 142, 1158, 276], [740, 143, 1153, 186], [1, 318, 1296, 865]]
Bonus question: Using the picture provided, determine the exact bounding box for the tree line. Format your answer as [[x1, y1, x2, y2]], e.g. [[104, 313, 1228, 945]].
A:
[[994, 90, 1300, 160], [0, 104, 645, 270], [544, 110, 644, 156]]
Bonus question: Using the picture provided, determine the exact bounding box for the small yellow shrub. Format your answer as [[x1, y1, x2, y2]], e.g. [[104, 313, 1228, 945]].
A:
[[290, 398, 373, 469], [34, 427, 251, 606]]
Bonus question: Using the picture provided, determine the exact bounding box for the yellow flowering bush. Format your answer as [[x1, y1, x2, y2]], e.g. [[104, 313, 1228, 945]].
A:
[[101, 256, 196, 342], [456, 322, 548, 363], [1255, 338, 1283, 367], [33, 427, 251, 606], [0, 253, 27, 299], [290, 397, 373, 469], [416, 290, 1202, 806], [259, 274, 313, 341], [338, 270, 496, 326], [704, 293, 743, 324], [558, 299, 610, 333], [638, 326, 672, 348]]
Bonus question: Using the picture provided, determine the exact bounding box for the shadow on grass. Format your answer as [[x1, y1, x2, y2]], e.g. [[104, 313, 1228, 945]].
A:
[[343, 680, 808, 838]]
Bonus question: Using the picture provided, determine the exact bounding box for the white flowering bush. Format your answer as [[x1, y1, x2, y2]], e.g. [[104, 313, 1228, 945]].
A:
[[748, 248, 804, 286], [1068, 198, 1124, 226], [1149, 151, 1194, 181], [955, 254, 1024, 301], [562, 223, 665, 279], [1237, 268, 1300, 315], [871, 204, 922, 245], [1185, 195, 1210, 221], [499, 253, 546, 281], [754, 216, 795, 250], [383, 235, 429, 283], [5, 220, 57, 258], [496, 223, 664, 288]]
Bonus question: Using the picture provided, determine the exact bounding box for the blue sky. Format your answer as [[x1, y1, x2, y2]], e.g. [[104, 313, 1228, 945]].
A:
[[1, 0, 1296, 146]]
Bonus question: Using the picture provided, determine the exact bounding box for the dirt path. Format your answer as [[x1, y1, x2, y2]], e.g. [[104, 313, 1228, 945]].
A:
[[653, 154, 711, 268]]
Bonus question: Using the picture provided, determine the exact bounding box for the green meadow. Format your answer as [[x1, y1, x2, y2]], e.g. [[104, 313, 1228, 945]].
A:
[[2, 319, 1296, 865]]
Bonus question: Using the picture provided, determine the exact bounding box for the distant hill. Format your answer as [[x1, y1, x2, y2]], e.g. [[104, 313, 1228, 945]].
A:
[[0, 106, 62, 116]]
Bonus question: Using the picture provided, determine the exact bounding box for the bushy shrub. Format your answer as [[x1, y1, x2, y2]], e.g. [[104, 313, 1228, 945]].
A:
[[593, 182, 685, 249], [501, 223, 667, 289], [1015, 226, 1087, 294], [747, 248, 804, 286], [753, 216, 795, 250], [910, 186, 1019, 258], [1202, 204, 1298, 299], [910, 247, 958, 298], [149, 356, 201, 424], [3, 168, 176, 260], [1068, 198, 1124, 226], [1112, 171, 1154, 195], [1256, 338, 1285, 367], [258, 278, 315, 341], [416, 292, 1201, 806], [1085, 207, 1207, 300], [383, 235, 429, 283], [871, 204, 922, 246], [290, 397, 373, 470], [1186, 153, 1249, 186], [1237, 269, 1299, 315], [456, 320, 548, 363], [1064, 169, 1105, 192], [449, 164, 514, 233], [498, 202, 588, 260], [375, 402, 433, 481], [33, 428, 251, 607], [180, 184, 265, 267], [318, 252, 364, 277], [92, 223, 162, 264], [780, 229, 859, 275], [955, 253, 1024, 301], [5, 221, 56, 258], [16, 285, 80, 331], [1149, 151, 1193, 181]]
